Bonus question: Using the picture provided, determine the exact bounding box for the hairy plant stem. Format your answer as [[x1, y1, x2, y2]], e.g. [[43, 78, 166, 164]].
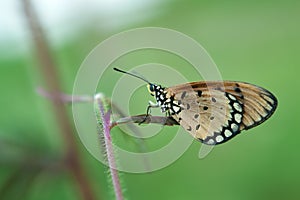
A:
[[94, 94, 124, 200]]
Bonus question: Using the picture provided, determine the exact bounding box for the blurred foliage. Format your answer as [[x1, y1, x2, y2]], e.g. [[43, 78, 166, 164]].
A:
[[1, 0, 300, 199]]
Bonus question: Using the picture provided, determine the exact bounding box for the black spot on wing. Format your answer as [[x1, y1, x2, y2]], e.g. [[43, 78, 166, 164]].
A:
[[235, 87, 241, 93], [197, 90, 202, 97], [187, 126, 192, 131], [186, 103, 190, 110], [181, 91, 187, 99]]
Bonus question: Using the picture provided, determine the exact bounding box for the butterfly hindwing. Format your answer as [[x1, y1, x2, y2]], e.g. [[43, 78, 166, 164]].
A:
[[166, 81, 277, 145]]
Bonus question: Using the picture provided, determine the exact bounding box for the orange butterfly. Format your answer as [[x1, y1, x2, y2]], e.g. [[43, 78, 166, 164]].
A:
[[114, 68, 277, 145]]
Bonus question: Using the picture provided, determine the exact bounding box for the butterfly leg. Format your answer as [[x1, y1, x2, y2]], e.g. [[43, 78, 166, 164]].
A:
[[138, 101, 159, 125], [147, 101, 160, 116]]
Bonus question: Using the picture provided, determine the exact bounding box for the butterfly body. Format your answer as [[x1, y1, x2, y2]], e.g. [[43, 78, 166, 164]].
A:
[[114, 68, 278, 145]]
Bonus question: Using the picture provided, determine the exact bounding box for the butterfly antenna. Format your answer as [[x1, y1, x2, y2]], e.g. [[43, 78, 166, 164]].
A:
[[113, 67, 151, 84]]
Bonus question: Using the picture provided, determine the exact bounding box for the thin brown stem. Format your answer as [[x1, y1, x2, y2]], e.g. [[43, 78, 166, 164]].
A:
[[22, 0, 97, 200], [37, 87, 93, 103], [111, 114, 179, 130]]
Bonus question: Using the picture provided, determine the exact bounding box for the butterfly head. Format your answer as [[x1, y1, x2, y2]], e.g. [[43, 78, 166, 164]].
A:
[[147, 83, 156, 96], [147, 83, 166, 101]]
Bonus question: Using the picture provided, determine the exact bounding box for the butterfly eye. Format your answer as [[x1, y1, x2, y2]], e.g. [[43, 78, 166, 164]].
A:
[[147, 84, 155, 96]]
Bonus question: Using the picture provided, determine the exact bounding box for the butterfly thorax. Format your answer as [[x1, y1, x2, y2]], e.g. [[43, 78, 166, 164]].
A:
[[152, 84, 182, 115]]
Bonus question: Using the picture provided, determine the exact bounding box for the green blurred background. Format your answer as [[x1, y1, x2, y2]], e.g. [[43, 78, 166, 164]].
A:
[[1, 0, 299, 199]]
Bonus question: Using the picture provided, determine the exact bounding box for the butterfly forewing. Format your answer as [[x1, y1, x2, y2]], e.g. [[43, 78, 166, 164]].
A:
[[166, 81, 277, 145], [219, 81, 277, 130]]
